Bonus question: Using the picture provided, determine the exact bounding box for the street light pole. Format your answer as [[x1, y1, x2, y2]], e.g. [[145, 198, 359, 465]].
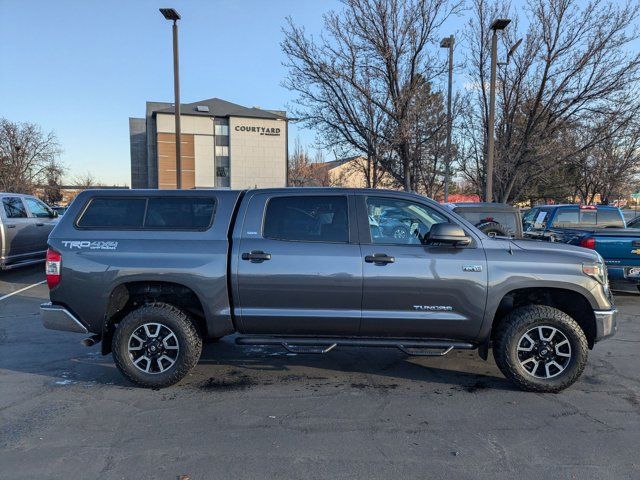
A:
[[440, 35, 454, 203], [486, 18, 511, 203], [160, 8, 182, 189]]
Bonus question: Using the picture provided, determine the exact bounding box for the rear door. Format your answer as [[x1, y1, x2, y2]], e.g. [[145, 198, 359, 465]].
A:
[[233, 192, 363, 335], [357, 194, 488, 340], [1, 196, 32, 258]]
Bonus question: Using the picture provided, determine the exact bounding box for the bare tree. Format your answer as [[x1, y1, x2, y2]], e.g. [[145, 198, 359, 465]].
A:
[[41, 160, 65, 205], [72, 172, 104, 188], [282, 0, 462, 191], [460, 0, 640, 202], [0, 118, 63, 194], [288, 139, 331, 187]]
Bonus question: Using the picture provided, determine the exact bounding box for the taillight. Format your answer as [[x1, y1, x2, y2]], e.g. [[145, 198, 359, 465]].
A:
[[46, 248, 61, 289], [580, 237, 596, 249]]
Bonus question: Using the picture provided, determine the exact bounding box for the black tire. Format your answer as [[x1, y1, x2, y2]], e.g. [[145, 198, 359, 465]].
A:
[[476, 220, 512, 237], [493, 305, 588, 393], [112, 302, 202, 388]]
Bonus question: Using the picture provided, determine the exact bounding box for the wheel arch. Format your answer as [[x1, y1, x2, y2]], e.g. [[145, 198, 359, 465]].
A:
[[486, 287, 597, 355], [101, 280, 208, 355]]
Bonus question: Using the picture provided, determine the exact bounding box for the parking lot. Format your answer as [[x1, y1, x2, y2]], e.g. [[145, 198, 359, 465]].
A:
[[0, 265, 638, 479]]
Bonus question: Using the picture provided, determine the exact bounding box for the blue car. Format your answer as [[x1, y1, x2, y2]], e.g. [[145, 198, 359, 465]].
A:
[[523, 204, 640, 291]]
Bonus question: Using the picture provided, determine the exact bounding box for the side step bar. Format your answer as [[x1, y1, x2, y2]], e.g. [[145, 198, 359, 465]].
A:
[[235, 336, 476, 357]]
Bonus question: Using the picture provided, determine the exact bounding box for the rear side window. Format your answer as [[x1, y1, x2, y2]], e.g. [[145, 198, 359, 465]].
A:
[[552, 208, 580, 228], [144, 197, 215, 229], [263, 196, 349, 242], [455, 211, 518, 233], [2, 197, 27, 219], [76, 197, 215, 230], [596, 209, 624, 228]]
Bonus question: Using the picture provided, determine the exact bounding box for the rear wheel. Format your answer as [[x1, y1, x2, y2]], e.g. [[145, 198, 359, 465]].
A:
[[112, 302, 202, 388], [493, 305, 588, 392]]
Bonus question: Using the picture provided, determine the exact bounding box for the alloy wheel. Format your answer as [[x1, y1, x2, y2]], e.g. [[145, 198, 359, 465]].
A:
[[128, 323, 180, 374], [517, 325, 572, 379]]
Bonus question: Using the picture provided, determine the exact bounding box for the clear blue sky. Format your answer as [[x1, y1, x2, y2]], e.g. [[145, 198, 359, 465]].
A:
[[0, 0, 344, 185]]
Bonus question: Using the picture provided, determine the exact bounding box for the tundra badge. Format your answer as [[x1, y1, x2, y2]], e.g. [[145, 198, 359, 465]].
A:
[[463, 265, 483, 272]]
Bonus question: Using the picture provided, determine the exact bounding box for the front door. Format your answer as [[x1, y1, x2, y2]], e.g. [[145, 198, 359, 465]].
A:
[[1, 196, 32, 259], [234, 192, 362, 336], [358, 195, 488, 340]]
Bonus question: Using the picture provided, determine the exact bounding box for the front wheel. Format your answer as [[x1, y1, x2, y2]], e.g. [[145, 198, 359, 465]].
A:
[[112, 302, 202, 388], [493, 305, 588, 392]]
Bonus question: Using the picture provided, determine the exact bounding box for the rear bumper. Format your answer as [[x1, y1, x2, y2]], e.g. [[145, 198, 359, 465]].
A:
[[594, 308, 617, 342], [606, 266, 640, 284], [40, 302, 88, 334]]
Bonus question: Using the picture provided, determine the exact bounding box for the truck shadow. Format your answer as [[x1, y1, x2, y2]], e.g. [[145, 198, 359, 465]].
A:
[[193, 336, 515, 393]]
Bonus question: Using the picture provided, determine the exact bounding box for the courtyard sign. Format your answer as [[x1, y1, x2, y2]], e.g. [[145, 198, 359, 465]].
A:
[[234, 125, 281, 136]]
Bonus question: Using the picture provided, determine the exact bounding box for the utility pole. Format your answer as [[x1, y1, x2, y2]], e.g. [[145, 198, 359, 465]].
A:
[[486, 18, 511, 202], [160, 8, 182, 189], [440, 35, 454, 203]]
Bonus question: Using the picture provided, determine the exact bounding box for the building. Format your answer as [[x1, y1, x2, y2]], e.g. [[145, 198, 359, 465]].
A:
[[129, 97, 288, 189], [310, 156, 397, 189]]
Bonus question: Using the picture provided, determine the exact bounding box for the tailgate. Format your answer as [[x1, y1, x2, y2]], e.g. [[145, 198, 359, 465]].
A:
[[594, 235, 640, 263]]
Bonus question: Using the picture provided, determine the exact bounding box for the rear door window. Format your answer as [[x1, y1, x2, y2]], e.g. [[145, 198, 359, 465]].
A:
[[2, 197, 27, 219], [263, 196, 349, 242]]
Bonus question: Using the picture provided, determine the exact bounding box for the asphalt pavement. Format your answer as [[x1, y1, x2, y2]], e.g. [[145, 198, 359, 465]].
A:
[[0, 265, 639, 479]]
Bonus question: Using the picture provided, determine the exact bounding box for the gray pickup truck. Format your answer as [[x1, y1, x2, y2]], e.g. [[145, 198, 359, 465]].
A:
[[41, 188, 617, 392], [1, 193, 58, 270]]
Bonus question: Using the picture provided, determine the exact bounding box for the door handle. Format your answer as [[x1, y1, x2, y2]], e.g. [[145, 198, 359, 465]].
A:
[[36, 223, 44, 227], [6, 224, 16, 229], [241, 251, 272, 262], [365, 253, 395, 265]]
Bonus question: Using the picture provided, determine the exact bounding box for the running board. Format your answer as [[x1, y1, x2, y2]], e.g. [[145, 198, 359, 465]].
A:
[[235, 336, 475, 357]]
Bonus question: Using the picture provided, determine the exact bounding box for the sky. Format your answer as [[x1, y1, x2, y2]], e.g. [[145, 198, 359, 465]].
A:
[[0, 0, 558, 187], [0, 0, 347, 185]]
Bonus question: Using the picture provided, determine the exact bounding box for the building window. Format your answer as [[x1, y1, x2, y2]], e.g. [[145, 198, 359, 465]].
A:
[[215, 124, 229, 136], [216, 167, 229, 178], [215, 146, 229, 157]]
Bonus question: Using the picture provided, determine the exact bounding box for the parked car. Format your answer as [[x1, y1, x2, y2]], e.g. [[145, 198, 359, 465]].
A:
[[0, 193, 58, 270], [523, 204, 640, 291], [446, 202, 522, 238], [42, 189, 616, 392]]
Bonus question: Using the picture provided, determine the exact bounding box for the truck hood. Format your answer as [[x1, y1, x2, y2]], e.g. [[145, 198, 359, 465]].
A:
[[509, 238, 602, 263]]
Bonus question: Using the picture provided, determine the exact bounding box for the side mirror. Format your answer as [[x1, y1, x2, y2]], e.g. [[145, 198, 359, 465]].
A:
[[51, 210, 59, 218], [427, 223, 471, 246]]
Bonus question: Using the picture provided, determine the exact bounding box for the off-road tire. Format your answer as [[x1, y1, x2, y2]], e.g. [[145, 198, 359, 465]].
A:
[[493, 305, 588, 393], [475, 220, 512, 237], [112, 302, 202, 388]]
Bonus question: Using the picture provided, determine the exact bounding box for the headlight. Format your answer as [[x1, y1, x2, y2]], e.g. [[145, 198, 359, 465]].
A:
[[582, 263, 607, 285]]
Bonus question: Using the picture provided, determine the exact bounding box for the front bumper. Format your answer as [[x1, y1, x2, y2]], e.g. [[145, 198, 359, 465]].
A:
[[41, 302, 88, 334], [593, 308, 617, 342]]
